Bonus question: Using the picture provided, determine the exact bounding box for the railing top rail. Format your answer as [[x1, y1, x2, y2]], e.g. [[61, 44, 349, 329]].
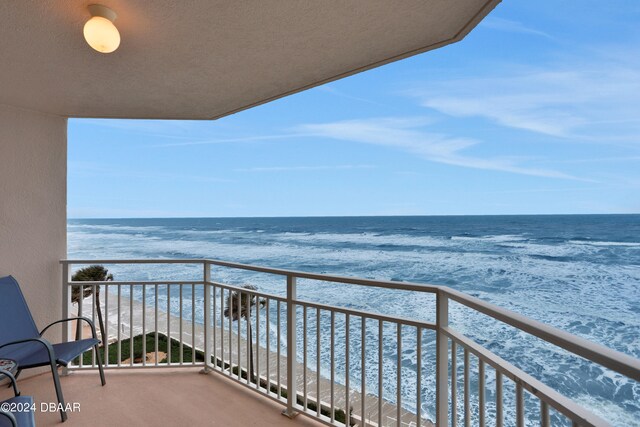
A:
[[61, 259, 206, 265], [443, 287, 640, 382], [61, 258, 443, 292], [206, 258, 444, 293], [65, 280, 205, 286], [61, 258, 640, 382]]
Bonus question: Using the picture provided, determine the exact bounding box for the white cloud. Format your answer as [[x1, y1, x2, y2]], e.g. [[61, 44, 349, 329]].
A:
[[296, 118, 584, 180], [409, 51, 640, 140], [315, 85, 386, 106], [299, 116, 475, 157], [545, 155, 640, 164], [480, 17, 553, 38]]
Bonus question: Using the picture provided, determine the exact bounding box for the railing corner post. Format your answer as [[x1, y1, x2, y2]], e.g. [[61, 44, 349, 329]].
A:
[[436, 289, 449, 427], [283, 274, 298, 419], [203, 261, 213, 373]]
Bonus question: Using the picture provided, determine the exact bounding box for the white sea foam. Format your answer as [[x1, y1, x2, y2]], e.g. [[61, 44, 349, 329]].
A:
[[451, 234, 525, 242], [568, 240, 640, 247]]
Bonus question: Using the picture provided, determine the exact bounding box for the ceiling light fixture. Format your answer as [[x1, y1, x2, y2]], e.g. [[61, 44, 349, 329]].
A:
[[83, 4, 120, 53]]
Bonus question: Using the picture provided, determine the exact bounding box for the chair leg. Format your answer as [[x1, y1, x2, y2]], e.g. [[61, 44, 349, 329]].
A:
[[49, 360, 67, 422], [5, 370, 21, 389], [95, 344, 106, 386]]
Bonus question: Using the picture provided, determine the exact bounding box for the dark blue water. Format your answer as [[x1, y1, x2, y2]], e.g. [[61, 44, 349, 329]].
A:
[[68, 214, 640, 425]]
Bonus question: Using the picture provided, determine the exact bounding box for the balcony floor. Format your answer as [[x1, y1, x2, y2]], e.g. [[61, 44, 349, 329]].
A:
[[1, 368, 325, 427]]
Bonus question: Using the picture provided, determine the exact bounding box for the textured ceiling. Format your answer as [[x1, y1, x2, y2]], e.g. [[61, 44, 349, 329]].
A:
[[0, 1, 500, 119]]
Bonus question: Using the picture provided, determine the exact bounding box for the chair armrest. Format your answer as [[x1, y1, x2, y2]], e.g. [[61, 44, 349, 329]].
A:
[[40, 317, 99, 341], [0, 409, 17, 427], [0, 337, 58, 369], [0, 369, 20, 396]]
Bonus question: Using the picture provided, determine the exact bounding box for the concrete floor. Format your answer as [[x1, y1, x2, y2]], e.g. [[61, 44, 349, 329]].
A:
[[0, 368, 325, 427]]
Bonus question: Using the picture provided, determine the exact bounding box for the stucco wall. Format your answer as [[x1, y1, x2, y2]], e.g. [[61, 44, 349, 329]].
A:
[[0, 104, 67, 337]]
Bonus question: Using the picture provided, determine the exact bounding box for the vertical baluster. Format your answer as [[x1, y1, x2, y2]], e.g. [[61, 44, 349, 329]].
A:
[[62, 264, 70, 347], [516, 383, 524, 427], [213, 284, 217, 369], [540, 401, 550, 427], [92, 284, 97, 367], [451, 341, 457, 427], [378, 320, 383, 427], [256, 290, 260, 390], [228, 288, 232, 374], [397, 323, 402, 427], [117, 285, 121, 367], [221, 288, 225, 372], [266, 298, 270, 392], [303, 305, 308, 408], [142, 285, 146, 366], [204, 264, 212, 371], [479, 359, 485, 427], [154, 284, 158, 366], [316, 308, 321, 417], [464, 349, 470, 427], [104, 284, 110, 367], [331, 310, 335, 423], [361, 316, 366, 427], [237, 291, 242, 381], [496, 371, 503, 427], [345, 313, 350, 426], [417, 327, 422, 427], [277, 299, 281, 396], [78, 285, 83, 368], [192, 283, 196, 366], [246, 290, 251, 384], [129, 284, 134, 367], [77, 284, 83, 339], [167, 284, 171, 365], [179, 284, 184, 365]]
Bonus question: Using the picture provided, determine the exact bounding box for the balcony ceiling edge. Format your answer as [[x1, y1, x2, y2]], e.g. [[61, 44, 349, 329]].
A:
[[0, 0, 500, 120]]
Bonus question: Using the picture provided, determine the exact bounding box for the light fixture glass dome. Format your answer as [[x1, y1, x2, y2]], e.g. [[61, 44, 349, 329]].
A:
[[83, 5, 120, 53]]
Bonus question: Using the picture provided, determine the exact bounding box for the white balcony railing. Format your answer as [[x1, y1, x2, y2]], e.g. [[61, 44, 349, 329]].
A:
[[60, 259, 640, 427]]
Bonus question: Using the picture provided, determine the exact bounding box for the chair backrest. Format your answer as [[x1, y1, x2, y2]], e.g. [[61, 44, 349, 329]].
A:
[[0, 276, 40, 345]]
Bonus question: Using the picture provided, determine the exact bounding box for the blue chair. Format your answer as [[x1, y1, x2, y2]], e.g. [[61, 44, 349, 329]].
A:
[[0, 369, 35, 427], [0, 276, 105, 422]]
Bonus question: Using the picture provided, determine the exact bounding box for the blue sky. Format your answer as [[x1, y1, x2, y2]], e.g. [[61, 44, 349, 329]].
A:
[[68, 1, 640, 218]]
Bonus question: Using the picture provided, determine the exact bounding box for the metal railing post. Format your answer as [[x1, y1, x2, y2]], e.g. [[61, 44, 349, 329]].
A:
[[201, 261, 213, 374], [61, 262, 71, 376], [436, 290, 449, 426], [62, 262, 70, 343], [283, 274, 298, 418]]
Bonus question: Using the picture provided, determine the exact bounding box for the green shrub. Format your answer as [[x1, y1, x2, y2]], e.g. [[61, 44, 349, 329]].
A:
[[79, 332, 205, 365]]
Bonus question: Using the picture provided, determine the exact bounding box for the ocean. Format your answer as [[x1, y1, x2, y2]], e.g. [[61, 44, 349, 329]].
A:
[[68, 215, 640, 425]]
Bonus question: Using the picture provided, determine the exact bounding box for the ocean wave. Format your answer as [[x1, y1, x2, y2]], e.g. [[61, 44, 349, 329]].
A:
[[67, 217, 640, 426], [569, 240, 640, 247]]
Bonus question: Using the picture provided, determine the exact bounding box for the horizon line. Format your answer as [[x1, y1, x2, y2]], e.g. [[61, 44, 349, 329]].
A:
[[67, 212, 640, 221]]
